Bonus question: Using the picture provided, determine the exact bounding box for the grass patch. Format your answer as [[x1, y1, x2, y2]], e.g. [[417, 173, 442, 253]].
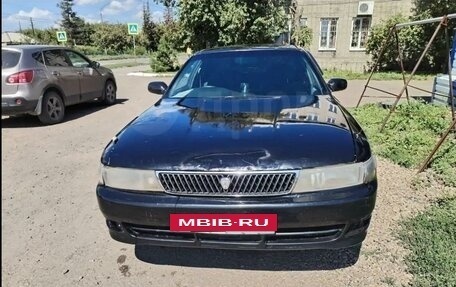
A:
[[351, 101, 455, 187], [141, 69, 177, 75], [399, 197, 456, 287], [104, 62, 146, 69], [90, 54, 147, 61], [323, 69, 433, 81]]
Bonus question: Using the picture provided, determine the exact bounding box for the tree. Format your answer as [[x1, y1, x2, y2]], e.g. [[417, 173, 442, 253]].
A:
[[151, 0, 181, 70], [91, 23, 132, 54], [366, 1, 456, 73], [178, 0, 288, 51], [150, 32, 180, 72], [22, 28, 59, 45], [57, 0, 85, 46], [365, 14, 427, 72], [142, 1, 160, 51], [413, 0, 456, 72], [155, 0, 177, 24], [291, 26, 312, 48]]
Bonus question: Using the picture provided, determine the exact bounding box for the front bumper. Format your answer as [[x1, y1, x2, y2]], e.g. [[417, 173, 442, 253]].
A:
[[1, 97, 38, 116], [97, 181, 377, 250]]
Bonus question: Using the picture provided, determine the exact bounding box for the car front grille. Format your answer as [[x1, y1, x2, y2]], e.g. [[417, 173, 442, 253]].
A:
[[123, 223, 345, 244], [156, 171, 298, 197]]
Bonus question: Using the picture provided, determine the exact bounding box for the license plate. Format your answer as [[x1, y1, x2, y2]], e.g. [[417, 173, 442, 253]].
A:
[[170, 213, 277, 233]]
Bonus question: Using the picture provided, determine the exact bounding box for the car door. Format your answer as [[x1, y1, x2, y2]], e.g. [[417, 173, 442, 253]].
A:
[[64, 50, 105, 102], [43, 49, 80, 105]]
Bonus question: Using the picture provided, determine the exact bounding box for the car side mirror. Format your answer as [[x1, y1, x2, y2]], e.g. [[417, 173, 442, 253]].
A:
[[327, 78, 347, 92], [91, 61, 100, 68], [148, 81, 168, 95]]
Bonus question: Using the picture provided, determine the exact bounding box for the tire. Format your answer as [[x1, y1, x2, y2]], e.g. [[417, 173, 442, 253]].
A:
[[37, 91, 65, 125], [102, 80, 117, 105]]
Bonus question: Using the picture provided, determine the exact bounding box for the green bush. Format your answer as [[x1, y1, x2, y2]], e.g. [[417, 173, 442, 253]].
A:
[[150, 35, 179, 72], [126, 46, 148, 56], [366, 14, 427, 72], [90, 23, 133, 54], [400, 197, 456, 287], [292, 26, 312, 49], [75, 45, 103, 56], [351, 102, 455, 187]]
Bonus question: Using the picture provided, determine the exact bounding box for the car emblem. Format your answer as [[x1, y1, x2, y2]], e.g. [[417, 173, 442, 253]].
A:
[[219, 177, 231, 190]]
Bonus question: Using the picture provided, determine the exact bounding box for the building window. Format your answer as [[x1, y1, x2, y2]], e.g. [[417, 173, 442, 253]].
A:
[[350, 17, 371, 50], [327, 117, 336, 124], [299, 17, 308, 27], [312, 101, 320, 109], [319, 18, 338, 50], [307, 114, 319, 121], [329, 104, 338, 114]]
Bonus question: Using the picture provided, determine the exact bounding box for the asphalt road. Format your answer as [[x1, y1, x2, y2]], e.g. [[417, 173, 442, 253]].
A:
[[1, 67, 438, 286]]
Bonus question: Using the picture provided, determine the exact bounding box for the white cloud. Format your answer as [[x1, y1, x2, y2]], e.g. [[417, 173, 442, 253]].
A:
[[102, 0, 137, 16], [135, 10, 163, 22], [6, 7, 55, 22], [135, 10, 143, 20], [151, 11, 163, 22], [75, 0, 103, 5], [82, 16, 102, 24]]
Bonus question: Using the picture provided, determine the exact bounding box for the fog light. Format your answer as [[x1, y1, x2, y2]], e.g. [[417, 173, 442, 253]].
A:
[[15, 99, 22, 105], [106, 220, 122, 231]]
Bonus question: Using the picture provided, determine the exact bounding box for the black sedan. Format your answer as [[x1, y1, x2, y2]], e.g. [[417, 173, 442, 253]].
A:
[[97, 45, 377, 250]]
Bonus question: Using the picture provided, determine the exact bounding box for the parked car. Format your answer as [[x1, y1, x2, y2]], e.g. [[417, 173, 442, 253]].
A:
[[97, 45, 377, 251], [2, 45, 117, 124]]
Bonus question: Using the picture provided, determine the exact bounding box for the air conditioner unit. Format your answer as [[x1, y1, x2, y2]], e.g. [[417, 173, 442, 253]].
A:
[[358, 1, 374, 15]]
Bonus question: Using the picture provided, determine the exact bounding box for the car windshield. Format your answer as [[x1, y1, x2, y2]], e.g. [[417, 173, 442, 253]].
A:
[[2, 50, 21, 69], [167, 49, 329, 99]]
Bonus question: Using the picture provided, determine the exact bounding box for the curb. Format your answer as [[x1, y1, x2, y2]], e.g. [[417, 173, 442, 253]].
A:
[[127, 72, 176, 77]]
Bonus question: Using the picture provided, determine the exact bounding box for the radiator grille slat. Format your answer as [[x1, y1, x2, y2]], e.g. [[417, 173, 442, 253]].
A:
[[157, 171, 297, 197]]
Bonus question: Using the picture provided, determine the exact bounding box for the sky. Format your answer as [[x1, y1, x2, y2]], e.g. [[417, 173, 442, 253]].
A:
[[1, 0, 165, 32]]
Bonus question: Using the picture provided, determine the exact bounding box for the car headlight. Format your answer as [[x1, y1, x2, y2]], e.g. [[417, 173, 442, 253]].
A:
[[99, 165, 165, 191], [293, 156, 376, 193]]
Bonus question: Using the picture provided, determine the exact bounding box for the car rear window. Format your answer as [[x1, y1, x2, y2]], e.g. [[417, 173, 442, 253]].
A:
[[2, 50, 21, 69]]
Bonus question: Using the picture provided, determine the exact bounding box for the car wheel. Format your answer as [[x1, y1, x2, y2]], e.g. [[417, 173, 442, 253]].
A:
[[102, 81, 117, 105], [37, 91, 65, 125]]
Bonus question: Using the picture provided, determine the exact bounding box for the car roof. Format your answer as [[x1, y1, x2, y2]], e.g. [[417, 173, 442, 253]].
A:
[[195, 45, 304, 55], [2, 45, 63, 52]]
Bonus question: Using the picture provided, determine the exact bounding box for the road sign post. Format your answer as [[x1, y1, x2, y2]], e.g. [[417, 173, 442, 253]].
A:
[[127, 23, 139, 56], [56, 31, 67, 45]]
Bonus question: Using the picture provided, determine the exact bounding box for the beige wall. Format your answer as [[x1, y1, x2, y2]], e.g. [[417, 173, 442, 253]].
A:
[[296, 0, 413, 71]]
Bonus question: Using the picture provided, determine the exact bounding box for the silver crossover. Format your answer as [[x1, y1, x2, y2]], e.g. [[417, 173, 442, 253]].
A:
[[2, 45, 117, 124]]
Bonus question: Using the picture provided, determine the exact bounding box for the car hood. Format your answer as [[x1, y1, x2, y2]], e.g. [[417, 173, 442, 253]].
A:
[[102, 96, 359, 170]]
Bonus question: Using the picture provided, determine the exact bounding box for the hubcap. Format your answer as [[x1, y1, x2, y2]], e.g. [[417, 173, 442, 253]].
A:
[[46, 96, 62, 120], [106, 84, 116, 102]]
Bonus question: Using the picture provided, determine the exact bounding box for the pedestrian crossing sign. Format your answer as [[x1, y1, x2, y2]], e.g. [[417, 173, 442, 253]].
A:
[[128, 23, 139, 35], [56, 31, 67, 42]]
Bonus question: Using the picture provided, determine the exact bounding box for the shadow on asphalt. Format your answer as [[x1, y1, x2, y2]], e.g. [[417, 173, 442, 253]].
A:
[[134, 244, 361, 271], [1, 99, 128, 128]]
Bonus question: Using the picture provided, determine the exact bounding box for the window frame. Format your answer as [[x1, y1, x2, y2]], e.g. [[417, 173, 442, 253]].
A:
[[165, 50, 330, 99], [329, 103, 338, 114], [319, 18, 338, 51], [299, 17, 308, 27], [64, 50, 92, 68], [42, 49, 72, 67], [350, 17, 372, 51]]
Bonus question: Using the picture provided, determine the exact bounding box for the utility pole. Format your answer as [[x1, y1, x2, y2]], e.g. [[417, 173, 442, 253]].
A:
[[30, 17, 35, 37], [19, 21, 22, 33], [100, 11, 104, 23]]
